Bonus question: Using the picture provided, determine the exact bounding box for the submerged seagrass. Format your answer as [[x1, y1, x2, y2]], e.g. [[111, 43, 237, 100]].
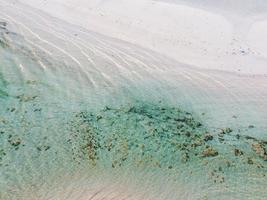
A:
[[0, 13, 267, 199], [69, 102, 208, 168], [69, 102, 267, 176]]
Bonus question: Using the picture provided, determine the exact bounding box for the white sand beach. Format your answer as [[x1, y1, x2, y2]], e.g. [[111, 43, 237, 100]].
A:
[[22, 0, 267, 74]]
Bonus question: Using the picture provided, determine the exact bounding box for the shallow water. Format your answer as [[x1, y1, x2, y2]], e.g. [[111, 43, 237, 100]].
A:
[[0, 1, 267, 199]]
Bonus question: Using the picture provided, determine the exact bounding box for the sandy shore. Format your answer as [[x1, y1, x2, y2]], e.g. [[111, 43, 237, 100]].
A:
[[21, 0, 267, 75]]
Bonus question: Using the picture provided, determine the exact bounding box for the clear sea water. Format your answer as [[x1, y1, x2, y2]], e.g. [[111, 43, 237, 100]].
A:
[[0, 3, 267, 199]]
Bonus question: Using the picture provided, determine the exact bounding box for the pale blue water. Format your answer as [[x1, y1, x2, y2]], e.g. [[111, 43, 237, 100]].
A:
[[0, 5, 267, 199]]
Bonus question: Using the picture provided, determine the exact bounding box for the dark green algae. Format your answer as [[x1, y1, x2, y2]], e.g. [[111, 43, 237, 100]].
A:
[[68, 102, 209, 169], [1, 97, 267, 200], [1, 95, 266, 185], [68, 101, 267, 172]]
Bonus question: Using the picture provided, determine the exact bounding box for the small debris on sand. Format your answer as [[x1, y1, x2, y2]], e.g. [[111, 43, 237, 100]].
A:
[[248, 125, 255, 129], [26, 80, 38, 85], [220, 128, 233, 134], [251, 142, 267, 161], [0, 149, 6, 161], [16, 94, 38, 102], [234, 148, 243, 156], [247, 158, 254, 165], [203, 133, 213, 141], [37, 145, 51, 151], [8, 136, 22, 149], [202, 147, 218, 157]]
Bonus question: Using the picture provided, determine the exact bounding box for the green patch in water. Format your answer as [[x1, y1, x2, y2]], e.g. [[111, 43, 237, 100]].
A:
[[0, 71, 8, 98], [69, 101, 210, 169], [0, 89, 8, 98], [68, 100, 267, 187]]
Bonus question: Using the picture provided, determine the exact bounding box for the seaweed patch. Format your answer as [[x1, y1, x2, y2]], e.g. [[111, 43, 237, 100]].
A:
[[68, 102, 216, 169], [67, 100, 267, 187]]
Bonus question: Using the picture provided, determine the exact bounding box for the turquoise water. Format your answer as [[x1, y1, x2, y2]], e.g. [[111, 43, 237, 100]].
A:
[[0, 11, 267, 199]]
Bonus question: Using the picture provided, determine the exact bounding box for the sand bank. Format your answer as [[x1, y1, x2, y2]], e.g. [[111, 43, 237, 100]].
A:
[[21, 0, 267, 74]]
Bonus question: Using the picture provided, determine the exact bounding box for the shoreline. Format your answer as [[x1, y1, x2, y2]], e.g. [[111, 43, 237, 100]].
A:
[[0, 0, 267, 199]]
